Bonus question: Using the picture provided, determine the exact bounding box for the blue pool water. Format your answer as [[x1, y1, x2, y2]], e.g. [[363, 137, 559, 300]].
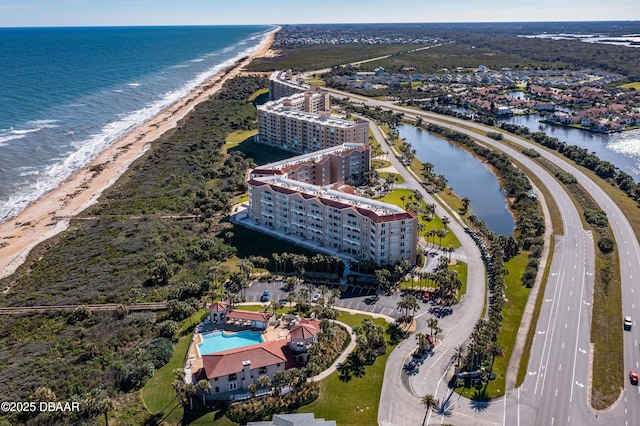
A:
[[197, 330, 264, 355]]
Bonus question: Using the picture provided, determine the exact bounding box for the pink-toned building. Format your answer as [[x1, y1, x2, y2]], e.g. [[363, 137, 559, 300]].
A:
[[250, 143, 371, 186]]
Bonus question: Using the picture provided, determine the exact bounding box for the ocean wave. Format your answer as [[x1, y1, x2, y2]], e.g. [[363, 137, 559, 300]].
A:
[[190, 58, 205, 63], [0, 31, 271, 224], [0, 133, 25, 145]]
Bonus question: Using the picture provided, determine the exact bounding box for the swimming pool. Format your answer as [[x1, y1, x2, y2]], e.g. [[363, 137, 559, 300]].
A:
[[197, 330, 265, 355]]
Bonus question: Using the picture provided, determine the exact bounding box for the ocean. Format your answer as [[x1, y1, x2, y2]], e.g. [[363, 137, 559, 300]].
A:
[[0, 25, 273, 223]]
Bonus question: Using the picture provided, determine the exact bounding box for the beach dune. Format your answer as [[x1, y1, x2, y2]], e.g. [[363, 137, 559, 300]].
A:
[[0, 28, 279, 284]]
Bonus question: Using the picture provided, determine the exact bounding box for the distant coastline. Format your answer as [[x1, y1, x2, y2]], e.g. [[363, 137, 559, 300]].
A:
[[0, 27, 280, 282]]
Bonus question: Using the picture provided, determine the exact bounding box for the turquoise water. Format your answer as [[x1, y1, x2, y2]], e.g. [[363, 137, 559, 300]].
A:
[[197, 330, 264, 355]]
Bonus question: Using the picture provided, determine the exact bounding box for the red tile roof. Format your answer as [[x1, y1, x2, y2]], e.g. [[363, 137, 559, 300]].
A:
[[226, 309, 273, 323], [202, 340, 294, 379], [290, 324, 319, 340], [208, 302, 228, 312]]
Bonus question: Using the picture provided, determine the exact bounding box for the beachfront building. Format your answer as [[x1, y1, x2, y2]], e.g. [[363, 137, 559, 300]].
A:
[[250, 143, 371, 186], [247, 175, 418, 266], [268, 69, 310, 101], [197, 340, 294, 397], [256, 89, 369, 154]]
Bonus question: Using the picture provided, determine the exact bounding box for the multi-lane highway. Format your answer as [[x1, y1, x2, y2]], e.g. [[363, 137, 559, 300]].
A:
[[325, 87, 640, 425]]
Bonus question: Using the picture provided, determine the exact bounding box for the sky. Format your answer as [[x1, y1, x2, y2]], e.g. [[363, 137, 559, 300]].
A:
[[0, 0, 638, 27]]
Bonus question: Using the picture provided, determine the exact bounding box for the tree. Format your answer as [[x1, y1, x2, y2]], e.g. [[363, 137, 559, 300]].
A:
[[427, 317, 440, 338], [452, 343, 466, 368], [375, 268, 391, 293], [487, 342, 504, 379], [415, 332, 429, 354], [421, 393, 439, 425], [248, 383, 258, 397], [258, 375, 272, 389], [197, 379, 211, 406], [441, 216, 450, 230], [461, 197, 471, 213]]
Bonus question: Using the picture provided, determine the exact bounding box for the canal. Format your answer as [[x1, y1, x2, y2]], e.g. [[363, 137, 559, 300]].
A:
[[397, 124, 516, 236]]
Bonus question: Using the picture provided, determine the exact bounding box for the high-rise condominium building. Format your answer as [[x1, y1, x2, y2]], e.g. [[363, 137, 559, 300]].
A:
[[256, 88, 369, 154]]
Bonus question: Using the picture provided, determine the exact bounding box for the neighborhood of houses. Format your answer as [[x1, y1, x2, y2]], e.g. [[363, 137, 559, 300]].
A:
[[333, 66, 640, 132]]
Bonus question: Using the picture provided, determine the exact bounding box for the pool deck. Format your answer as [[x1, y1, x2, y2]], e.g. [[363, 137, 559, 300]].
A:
[[185, 320, 292, 377]]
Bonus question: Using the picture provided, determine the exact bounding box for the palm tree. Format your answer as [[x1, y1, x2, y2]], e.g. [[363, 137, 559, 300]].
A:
[[487, 342, 504, 379], [427, 317, 439, 338], [441, 216, 450, 230], [185, 383, 197, 410], [461, 197, 470, 213], [437, 229, 447, 247], [421, 393, 439, 426], [452, 343, 466, 368], [272, 253, 281, 274], [258, 375, 272, 389], [269, 300, 280, 317], [197, 379, 211, 406], [248, 383, 258, 397], [415, 332, 429, 354]]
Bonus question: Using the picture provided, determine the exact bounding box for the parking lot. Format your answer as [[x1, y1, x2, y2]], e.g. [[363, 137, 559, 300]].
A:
[[243, 280, 434, 319]]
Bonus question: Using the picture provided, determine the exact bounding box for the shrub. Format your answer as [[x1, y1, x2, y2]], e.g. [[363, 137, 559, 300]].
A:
[[597, 236, 615, 254], [145, 337, 174, 369], [226, 382, 319, 424]]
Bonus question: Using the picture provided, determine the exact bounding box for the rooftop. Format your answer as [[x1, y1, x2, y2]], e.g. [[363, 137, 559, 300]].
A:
[[202, 339, 294, 379], [250, 175, 416, 223]]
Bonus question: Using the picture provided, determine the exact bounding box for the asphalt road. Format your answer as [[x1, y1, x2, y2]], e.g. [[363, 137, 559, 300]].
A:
[[326, 88, 635, 425]]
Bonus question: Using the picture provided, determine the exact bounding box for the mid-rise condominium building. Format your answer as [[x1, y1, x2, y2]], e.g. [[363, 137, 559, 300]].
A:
[[247, 175, 418, 266], [250, 143, 371, 186], [268, 70, 310, 101], [257, 89, 369, 154]]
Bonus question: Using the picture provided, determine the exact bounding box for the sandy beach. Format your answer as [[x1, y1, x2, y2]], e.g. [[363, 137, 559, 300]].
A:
[[0, 28, 279, 283]]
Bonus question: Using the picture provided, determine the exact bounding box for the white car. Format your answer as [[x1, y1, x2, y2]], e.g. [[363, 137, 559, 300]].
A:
[[624, 316, 633, 329], [311, 294, 321, 303]]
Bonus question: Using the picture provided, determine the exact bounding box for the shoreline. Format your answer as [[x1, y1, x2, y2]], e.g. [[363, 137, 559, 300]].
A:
[[0, 27, 279, 282]]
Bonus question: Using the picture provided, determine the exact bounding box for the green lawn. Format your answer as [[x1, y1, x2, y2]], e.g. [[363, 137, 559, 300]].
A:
[[141, 309, 208, 424], [619, 82, 640, 90], [378, 171, 405, 184], [249, 88, 269, 101], [145, 307, 395, 425], [225, 129, 258, 146], [297, 312, 394, 425], [457, 251, 530, 399], [379, 189, 461, 248], [451, 261, 468, 298], [372, 159, 392, 169], [227, 138, 293, 166]]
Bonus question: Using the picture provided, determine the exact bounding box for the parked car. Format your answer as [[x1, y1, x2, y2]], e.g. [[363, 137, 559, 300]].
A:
[[624, 315, 633, 330], [279, 299, 288, 307], [260, 290, 270, 302], [311, 294, 321, 303], [630, 370, 638, 384], [422, 292, 430, 303]]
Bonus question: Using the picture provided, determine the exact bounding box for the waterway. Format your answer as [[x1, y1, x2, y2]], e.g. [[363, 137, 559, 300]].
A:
[[397, 124, 516, 236], [501, 114, 640, 181]]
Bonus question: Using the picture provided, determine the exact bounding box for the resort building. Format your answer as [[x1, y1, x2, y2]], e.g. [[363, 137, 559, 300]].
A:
[[257, 89, 369, 154], [268, 69, 310, 101], [289, 318, 321, 364], [250, 143, 371, 186], [247, 175, 418, 266], [198, 340, 295, 396]]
